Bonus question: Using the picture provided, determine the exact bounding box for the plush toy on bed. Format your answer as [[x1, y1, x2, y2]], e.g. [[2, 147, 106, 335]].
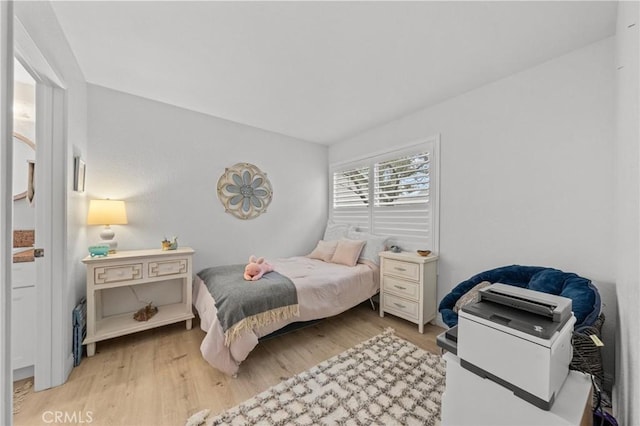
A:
[[244, 255, 274, 281]]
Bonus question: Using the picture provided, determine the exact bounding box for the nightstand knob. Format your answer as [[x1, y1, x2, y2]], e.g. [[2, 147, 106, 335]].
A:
[[394, 285, 406, 290], [394, 267, 406, 272]]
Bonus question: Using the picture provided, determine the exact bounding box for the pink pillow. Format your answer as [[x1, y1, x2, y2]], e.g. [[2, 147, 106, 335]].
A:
[[330, 239, 366, 267], [307, 240, 338, 262]]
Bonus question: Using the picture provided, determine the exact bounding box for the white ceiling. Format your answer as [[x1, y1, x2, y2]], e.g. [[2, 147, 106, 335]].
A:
[[50, 1, 617, 145]]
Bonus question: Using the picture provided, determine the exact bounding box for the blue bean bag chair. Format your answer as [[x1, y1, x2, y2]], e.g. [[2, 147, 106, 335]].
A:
[[439, 265, 601, 331]]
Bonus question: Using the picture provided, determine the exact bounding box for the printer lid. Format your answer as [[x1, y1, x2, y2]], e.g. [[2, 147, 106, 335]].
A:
[[460, 299, 569, 340], [478, 283, 572, 325]]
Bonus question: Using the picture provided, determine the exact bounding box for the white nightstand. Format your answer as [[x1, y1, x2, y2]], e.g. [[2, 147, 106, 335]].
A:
[[379, 250, 438, 333], [82, 247, 195, 356]]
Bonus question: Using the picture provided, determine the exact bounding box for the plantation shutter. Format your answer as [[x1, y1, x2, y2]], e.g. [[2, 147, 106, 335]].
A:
[[373, 151, 430, 246], [330, 136, 439, 251], [331, 165, 370, 232]]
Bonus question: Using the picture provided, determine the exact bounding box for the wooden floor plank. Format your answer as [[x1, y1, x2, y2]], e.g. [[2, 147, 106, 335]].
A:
[[13, 302, 443, 425]]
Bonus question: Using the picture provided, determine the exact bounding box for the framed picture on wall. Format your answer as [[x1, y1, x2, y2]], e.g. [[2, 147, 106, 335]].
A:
[[74, 156, 86, 192]]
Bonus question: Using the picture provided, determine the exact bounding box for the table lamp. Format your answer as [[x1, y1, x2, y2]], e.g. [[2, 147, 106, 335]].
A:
[[87, 199, 128, 253]]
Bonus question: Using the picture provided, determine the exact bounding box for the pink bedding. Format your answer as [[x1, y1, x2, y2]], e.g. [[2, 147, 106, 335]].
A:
[[193, 256, 379, 376]]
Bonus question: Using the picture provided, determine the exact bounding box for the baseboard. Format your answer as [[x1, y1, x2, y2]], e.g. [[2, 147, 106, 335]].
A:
[[12, 365, 34, 382]]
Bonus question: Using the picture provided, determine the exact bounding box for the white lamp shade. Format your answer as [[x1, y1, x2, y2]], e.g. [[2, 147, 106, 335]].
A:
[[87, 199, 128, 225]]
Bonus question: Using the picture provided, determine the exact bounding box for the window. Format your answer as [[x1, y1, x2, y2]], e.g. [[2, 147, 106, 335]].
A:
[[330, 136, 439, 251], [332, 165, 370, 230]]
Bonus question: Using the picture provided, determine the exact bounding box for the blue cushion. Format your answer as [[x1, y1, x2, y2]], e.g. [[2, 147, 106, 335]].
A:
[[438, 265, 601, 330]]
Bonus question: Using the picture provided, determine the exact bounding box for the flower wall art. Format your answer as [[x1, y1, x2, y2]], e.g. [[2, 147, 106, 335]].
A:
[[217, 163, 273, 220]]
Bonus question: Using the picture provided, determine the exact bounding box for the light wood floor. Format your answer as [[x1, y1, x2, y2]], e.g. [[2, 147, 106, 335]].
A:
[[13, 303, 444, 426]]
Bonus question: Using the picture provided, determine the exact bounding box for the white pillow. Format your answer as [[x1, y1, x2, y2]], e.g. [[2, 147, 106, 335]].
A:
[[307, 240, 338, 262], [347, 229, 389, 265], [330, 239, 366, 267], [323, 222, 350, 241]]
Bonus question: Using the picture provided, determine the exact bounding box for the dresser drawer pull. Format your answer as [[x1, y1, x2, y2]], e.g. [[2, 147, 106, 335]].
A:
[[394, 267, 407, 272], [393, 285, 407, 290], [393, 302, 406, 309]]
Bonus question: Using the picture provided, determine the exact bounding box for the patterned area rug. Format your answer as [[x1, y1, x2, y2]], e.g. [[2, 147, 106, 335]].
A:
[[187, 328, 446, 426]]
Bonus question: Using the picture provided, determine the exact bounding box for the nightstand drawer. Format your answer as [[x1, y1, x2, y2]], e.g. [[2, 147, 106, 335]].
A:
[[95, 264, 143, 284], [383, 293, 418, 319], [383, 276, 419, 300], [148, 259, 188, 277], [385, 259, 420, 281]]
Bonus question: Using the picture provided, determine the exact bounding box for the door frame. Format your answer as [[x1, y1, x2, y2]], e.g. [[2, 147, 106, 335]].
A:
[[32, 83, 68, 391], [13, 16, 67, 392], [1, 2, 15, 425]]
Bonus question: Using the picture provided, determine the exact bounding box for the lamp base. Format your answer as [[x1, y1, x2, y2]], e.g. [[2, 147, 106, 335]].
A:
[[99, 225, 118, 253], [104, 239, 118, 254]]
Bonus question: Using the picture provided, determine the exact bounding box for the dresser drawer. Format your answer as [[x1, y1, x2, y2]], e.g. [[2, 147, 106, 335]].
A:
[[384, 259, 420, 281], [383, 293, 419, 320], [95, 264, 143, 284], [383, 276, 419, 300], [148, 259, 188, 277]]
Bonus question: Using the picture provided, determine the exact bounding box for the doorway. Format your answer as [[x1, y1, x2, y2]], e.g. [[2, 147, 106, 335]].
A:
[[3, 12, 70, 423], [13, 15, 68, 393], [11, 58, 37, 382]]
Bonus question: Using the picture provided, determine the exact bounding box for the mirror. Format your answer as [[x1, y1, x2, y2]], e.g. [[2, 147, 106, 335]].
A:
[[13, 132, 35, 201]]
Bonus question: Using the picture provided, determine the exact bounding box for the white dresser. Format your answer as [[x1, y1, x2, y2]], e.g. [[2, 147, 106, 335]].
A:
[[379, 251, 438, 333], [82, 247, 195, 356]]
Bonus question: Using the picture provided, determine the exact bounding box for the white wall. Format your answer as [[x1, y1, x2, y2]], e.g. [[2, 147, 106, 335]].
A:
[[330, 38, 616, 318], [14, 1, 88, 385], [613, 2, 639, 425], [86, 84, 328, 275]]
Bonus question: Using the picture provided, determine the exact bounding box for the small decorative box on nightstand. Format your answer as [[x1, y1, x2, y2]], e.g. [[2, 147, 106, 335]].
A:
[[82, 247, 195, 356], [379, 250, 438, 333]]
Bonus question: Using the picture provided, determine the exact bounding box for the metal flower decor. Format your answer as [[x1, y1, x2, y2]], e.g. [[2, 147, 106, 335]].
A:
[[217, 163, 273, 220]]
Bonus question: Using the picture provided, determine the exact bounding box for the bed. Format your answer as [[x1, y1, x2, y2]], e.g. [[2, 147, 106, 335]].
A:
[[193, 254, 380, 376]]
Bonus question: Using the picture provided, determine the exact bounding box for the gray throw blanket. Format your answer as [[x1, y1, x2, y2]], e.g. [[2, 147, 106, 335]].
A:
[[197, 264, 299, 346]]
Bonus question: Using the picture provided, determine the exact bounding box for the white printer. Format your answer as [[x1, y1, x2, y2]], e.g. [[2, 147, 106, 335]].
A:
[[456, 283, 576, 410]]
